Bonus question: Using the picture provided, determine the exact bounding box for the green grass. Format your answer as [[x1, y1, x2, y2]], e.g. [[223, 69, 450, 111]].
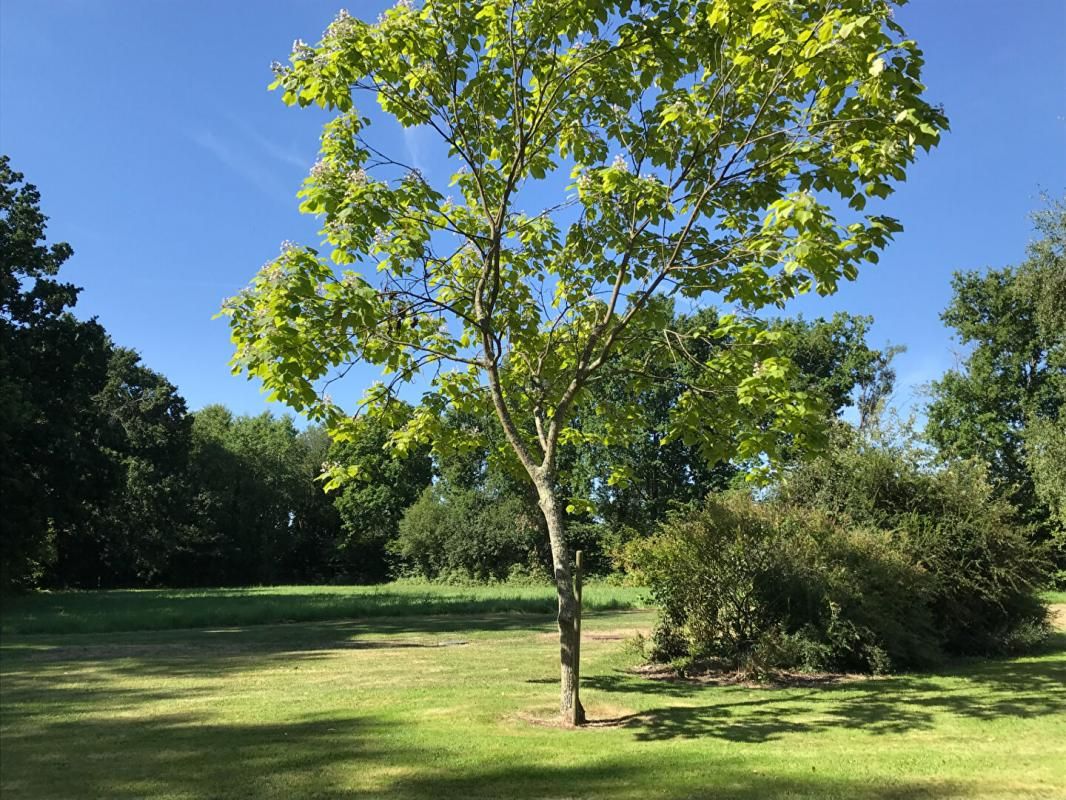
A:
[[0, 581, 646, 636], [1043, 590, 1066, 604], [1, 588, 1064, 799]]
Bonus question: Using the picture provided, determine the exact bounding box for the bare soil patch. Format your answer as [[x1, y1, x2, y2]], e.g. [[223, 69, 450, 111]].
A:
[[1049, 603, 1066, 631], [537, 627, 650, 643], [511, 702, 640, 729]]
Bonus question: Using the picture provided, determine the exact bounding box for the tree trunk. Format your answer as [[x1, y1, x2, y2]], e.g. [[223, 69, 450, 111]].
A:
[[533, 475, 586, 726]]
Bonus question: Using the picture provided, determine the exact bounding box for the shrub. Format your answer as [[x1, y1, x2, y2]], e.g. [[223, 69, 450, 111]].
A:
[[624, 493, 940, 674], [782, 426, 1052, 657], [391, 484, 544, 581], [626, 437, 1052, 675]]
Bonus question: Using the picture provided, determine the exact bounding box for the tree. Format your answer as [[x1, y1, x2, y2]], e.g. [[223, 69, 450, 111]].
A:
[[186, 408, 322, 585], [286, 425, 348, 583], [773, 312, 901, 429], [926, 201, 1066, 547], [50, 347, 195, 588], [330, 408, 433, 581], [582, 309, 901, 535], [0, 155, 112, 590], [224, 0, 945, 722]]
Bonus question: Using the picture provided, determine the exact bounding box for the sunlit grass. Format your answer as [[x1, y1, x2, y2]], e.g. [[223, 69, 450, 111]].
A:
[[1, 588, 1064, 799]]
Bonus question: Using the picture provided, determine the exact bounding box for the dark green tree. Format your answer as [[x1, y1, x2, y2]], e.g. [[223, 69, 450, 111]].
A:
[[186, 408, 304, 584], [927, 201, 1066, 547], [329, 408, 432, 581], [0, 155, 112, 590], [578, 309, 900, 536], [50, 347, 194, 588], [774, 312, 902, 429], [183, 407, 347, 586]]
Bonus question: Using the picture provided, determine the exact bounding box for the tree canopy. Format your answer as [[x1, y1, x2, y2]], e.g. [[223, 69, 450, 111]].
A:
[[224, 0, 945, 722], [927, 200, 1066, 548], [0, 155, 112, 589]]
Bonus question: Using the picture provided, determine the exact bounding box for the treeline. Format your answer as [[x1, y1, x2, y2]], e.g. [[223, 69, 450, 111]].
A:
[[0, 155, 896, 589], [3, 157, 1063, 594]]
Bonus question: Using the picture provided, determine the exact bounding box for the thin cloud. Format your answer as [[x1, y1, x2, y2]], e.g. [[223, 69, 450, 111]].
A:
[[401, 124, 430, 174], [189, 128, 292, 199], [221, 111, 309, 170]]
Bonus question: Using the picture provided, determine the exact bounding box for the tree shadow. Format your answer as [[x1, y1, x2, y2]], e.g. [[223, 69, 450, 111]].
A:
[[583, 638, 1066, 744], [0, 712, 394, 798], [1, 606, 652, 686], [378, 759, 971, 800], [0, 710, 976, 800], [1, 588, 643, 636]]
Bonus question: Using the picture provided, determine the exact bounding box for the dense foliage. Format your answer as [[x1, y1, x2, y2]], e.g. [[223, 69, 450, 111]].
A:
[[926, 202, 1066, 570], [330, 409, 433, 582], [627, 427, 1051, 675], [0, 156, 112, 589], [392, 484, 543, 582]]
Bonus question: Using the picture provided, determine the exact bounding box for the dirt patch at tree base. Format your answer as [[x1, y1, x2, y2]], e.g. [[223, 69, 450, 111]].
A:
[[511, 703, 641, 730]]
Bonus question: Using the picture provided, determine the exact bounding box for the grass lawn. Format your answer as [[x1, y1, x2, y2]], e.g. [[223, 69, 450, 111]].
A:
[[1, 587, 1064, 799], [0, 581, 646, 636]]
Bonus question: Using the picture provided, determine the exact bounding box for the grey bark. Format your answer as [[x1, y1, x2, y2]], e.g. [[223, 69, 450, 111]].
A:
[[534, 474, 586, 725]]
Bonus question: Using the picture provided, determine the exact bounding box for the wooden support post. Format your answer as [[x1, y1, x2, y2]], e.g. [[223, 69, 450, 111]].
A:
[[572, 549, 583, 726]]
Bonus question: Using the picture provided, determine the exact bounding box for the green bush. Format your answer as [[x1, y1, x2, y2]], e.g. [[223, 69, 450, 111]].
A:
[[624, 493, 940, 674], [782, 427, 1052, 657], [391, 484, 545, 581], [626, 430, 1052, 675]]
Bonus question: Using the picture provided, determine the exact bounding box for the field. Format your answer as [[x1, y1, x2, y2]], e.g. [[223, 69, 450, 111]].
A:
[[2, 585, 1065, 799]]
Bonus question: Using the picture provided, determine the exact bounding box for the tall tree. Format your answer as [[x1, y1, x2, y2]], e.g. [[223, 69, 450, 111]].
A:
[[927, 201, 1066, 544], [186, 408, 312, 585], [50, 347, 194, 588], [329, 408, 433, 581], [0, 155, 112, 590], [773, 311, 902, 429], [224, 0, 944, 722], [585, 309, 900, 535]]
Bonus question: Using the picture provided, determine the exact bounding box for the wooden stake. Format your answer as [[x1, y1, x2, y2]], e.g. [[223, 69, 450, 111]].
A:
[[573, 549, 583, 726]]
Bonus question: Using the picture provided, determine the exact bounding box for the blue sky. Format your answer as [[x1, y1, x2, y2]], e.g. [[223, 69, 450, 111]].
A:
[[2, 0, 1064, 421]]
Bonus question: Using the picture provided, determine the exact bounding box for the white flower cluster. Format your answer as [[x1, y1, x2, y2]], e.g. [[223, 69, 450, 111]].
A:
[[280, 240, 299, 253], [292, 38, 314, 61], [348, 168, 369, 186], [310, 160, 332, 179], [610, 154, 629, 172], [270, 60, 286, 77], [326, 9, 355, 38], [325, 220, 356, 242]]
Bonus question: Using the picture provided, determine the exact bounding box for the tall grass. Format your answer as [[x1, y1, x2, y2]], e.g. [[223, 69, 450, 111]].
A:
[[0, 581, 647, 636]]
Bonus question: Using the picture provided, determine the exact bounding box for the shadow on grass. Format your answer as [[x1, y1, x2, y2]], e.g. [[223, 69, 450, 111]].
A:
[[1, 628, 1061, 797], [0, 610, 578, 692], [583, 634, 1066, 743], [0, 712, 393, 798], [0, 588, 642, 636], [0, 710, 975, 800]]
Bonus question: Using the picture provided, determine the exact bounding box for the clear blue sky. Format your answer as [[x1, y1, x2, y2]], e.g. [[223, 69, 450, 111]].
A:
[[2, 0, 1064, 420]]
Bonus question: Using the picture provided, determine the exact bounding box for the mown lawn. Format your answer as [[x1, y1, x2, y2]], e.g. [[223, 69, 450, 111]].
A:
[[1, 587, 1064, 799], [0, 581, 645, 636]]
